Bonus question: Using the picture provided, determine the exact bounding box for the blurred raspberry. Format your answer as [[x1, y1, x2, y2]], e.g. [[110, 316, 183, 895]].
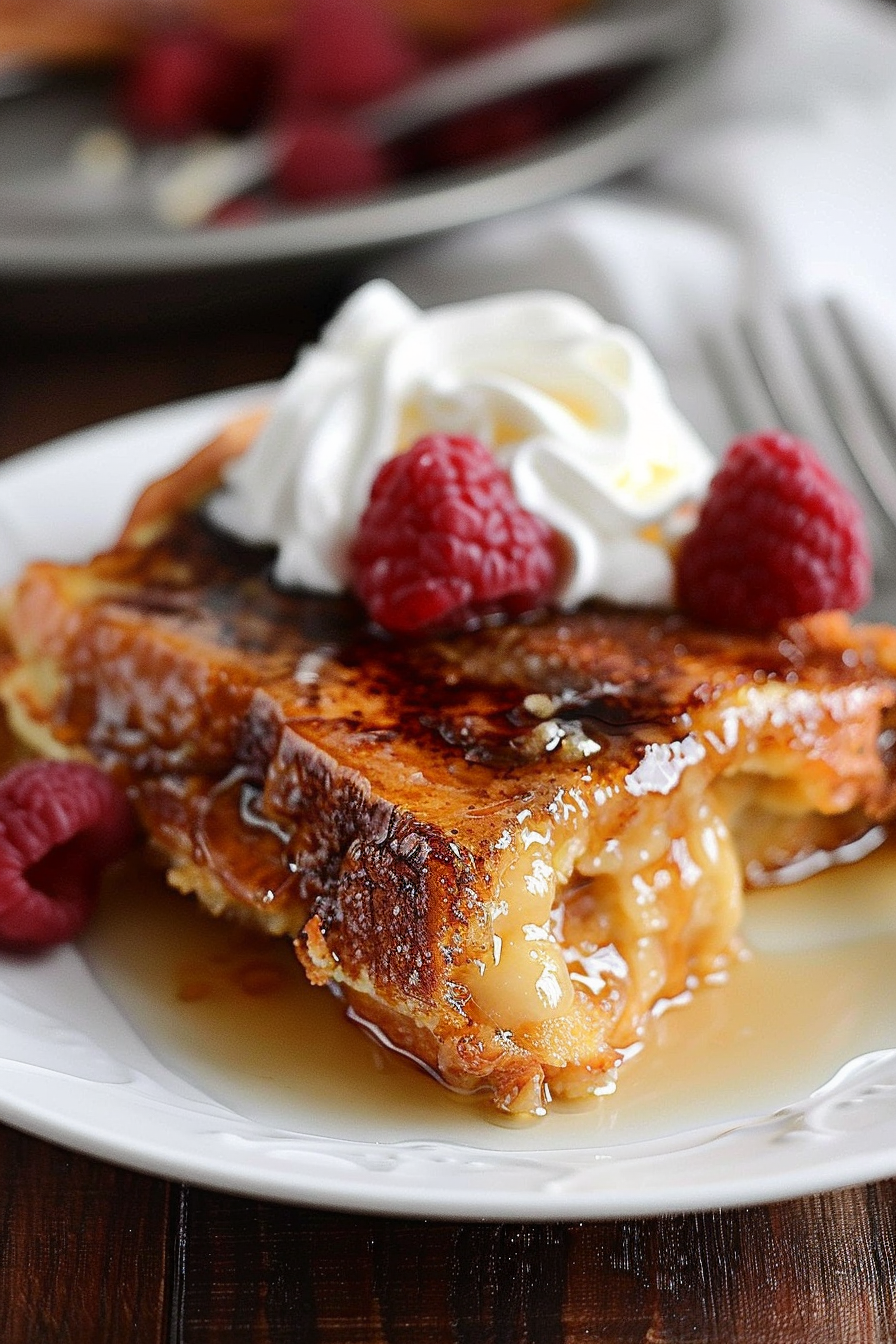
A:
[[0, 761, 137, 949], [275, 116, 394, 201], [209, 196, 269, 227], [119, 27, 267, 140], [275, 0, 425, 112], [350, 434, 559, 633], [421, 92, 550, 167], [676, 431, 872, 631]]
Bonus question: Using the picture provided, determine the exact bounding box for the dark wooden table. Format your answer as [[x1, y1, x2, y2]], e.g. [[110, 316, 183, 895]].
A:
[[2, 290, 896, 1344]]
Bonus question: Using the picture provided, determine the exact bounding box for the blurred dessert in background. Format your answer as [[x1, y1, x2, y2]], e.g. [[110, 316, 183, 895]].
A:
[[1, 0, 135, 65], [1, 0, 591, 63], [1, 0, 630, 221]]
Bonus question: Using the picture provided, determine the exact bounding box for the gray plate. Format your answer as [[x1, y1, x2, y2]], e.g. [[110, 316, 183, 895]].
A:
[[0, 2, 725, 281]]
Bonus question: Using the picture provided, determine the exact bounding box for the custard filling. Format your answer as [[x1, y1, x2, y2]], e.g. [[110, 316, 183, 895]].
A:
[[457, 760, 883, 1048]]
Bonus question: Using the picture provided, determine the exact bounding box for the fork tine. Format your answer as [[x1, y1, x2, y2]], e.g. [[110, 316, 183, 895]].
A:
[[738, 305, 870, 502], [699, 321, 780, 438], [793, 298, 896, 527], [701, 305, 866, 496], [700, 300, 896, 601], [720, 301, 896, 560], [828, 296, 896, 441]]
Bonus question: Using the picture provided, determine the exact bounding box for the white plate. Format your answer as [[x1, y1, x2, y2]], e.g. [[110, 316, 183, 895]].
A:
[[0, 12, 724, 279], [3, 390, 896, 1221]]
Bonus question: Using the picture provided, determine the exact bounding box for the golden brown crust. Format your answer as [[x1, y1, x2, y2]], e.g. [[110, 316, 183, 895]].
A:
[[5, 429, 896, 1112], [119, 409, 267, 549], [339, 983, 551, 1113]]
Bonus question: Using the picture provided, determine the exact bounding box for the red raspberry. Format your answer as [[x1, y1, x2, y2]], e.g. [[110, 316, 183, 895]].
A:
[[274, 116, 394, 202], [425, 93, 550, 168], [119, 27, 267, 140], [275, 0, 425, 112], [0, 762, 137, 949], [676, 431, 872, 631], [209, 196, 269, 228], [350, 434, 559, 633]]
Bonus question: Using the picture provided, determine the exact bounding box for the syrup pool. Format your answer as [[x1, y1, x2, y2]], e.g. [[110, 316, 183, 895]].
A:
[[76, 836, 896, 1152], [3, 712, 895, 1151]]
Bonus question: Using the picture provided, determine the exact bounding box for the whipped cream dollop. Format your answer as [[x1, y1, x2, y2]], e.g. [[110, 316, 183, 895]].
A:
[[209, 280, 714, 608]]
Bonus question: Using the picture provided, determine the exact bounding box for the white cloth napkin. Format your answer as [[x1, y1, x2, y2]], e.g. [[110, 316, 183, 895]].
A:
[[381, 0, 896, 449]]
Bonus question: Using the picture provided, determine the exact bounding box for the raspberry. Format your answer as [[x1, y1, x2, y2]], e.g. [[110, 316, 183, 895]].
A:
[[676, 431, 872, 631], [209, 196, 269, 227], [119, 27, 266, 141], [0, 762, 137, 949], [274, 116, 394, 202], [350, 434, 559, 633], [424, 93, 550, 167], [275, 0, 425, 111]]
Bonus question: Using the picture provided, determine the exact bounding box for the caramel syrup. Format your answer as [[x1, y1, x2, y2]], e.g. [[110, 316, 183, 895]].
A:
[[81, 842, 896, 1150], [4, 714, 896, 1148]]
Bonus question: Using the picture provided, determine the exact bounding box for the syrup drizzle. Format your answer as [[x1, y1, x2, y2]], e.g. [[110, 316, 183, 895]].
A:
[[76, 840, 896, 1149], [2, 712, 895, 1148]]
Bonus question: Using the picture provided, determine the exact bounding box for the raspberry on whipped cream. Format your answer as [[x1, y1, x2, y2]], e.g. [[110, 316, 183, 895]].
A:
[[677, 431, 872, 630], [209, 280, 714, 611], [350, 432, 560, 632]]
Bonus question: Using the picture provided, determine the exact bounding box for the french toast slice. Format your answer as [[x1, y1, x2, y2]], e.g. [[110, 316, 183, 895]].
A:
[[4, 414, 896, 1114]]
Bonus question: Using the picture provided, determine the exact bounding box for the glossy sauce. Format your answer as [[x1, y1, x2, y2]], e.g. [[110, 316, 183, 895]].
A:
[[3, 714, 895, 1149], [74, 838, 896, 1150]]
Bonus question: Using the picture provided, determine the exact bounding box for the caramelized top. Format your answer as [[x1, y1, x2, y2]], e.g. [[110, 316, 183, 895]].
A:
[[8, 500, 896, 1048], [19, 506, 889, 852]]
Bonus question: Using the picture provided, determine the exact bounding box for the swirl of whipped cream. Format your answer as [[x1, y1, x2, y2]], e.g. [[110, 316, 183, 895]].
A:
[[209, 280, 714, 608]]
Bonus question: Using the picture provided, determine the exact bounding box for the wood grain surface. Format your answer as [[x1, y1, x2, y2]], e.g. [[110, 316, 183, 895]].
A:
[[2, 293, 896, 1344]]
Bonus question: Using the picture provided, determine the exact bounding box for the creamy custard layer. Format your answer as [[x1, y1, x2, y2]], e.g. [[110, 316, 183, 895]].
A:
[[438, 670, 892, 1107], [154, 750, 889, 1113], [121, 685, 895, 1113], [5, 504, 896, 1114], [4, 674, 894, 1115]]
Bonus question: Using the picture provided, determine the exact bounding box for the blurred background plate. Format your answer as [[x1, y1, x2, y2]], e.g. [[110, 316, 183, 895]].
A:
[[0, 0, 725, 331]]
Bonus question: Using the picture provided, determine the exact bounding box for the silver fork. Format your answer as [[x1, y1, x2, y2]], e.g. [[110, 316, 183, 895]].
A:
[[702, 296, 896, 613]]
